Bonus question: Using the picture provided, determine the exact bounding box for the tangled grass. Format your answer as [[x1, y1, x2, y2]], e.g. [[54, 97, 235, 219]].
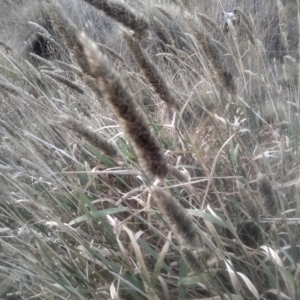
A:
[[1, 0, 300, 299]]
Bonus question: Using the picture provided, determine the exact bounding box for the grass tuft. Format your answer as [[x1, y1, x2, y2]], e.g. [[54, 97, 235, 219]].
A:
[[1, 0, 300, 298]]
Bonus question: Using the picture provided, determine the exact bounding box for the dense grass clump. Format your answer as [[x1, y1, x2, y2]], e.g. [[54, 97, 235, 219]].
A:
[[1, 0, 300, 299]]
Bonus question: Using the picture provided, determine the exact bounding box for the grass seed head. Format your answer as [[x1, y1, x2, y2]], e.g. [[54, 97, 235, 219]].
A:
[[276, 0, 288, 50], [122, 31, 178, 109], [41, 70, 84, 94], [61, 115, 123, 160], [45, 1, 92, 76], [82, 0, 149, 40], [236, 7, 254, 34], [80, 33, 168, 179], [257, 173, 279, 216], [236, 180, 260, 222], [152, 187, 201, 248], [185, 14, 237, 95], [181, 247, 204, 275]]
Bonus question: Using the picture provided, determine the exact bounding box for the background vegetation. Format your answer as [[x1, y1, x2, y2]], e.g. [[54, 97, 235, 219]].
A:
[[0, 0, 300, 299]]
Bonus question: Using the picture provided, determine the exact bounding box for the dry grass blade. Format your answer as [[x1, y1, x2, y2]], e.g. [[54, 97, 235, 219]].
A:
[[54, 60, 83, 76], [0, 76, 36, 103], [237, 272, 260, 299], [260, 245, 295, 299], [0, 40, 13, 53], [197, 13, 223, 34], [0, 120, 21, 139], [295, 263, 300, 287], [30, 53, 55, 68], [123, 227, 151, 284]]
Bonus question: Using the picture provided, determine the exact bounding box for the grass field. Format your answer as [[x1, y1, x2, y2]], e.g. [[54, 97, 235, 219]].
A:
[[1, 0, 300, 299]]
